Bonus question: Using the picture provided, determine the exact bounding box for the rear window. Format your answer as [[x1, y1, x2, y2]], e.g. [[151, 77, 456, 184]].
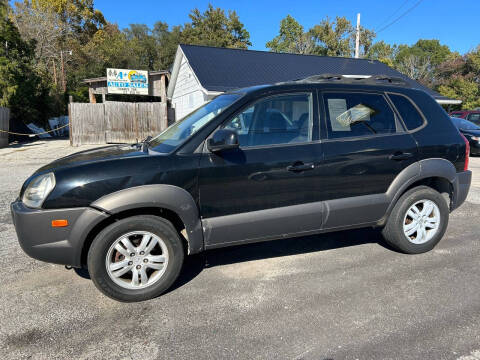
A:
[[323, 92, 398, 139], [388, 94, 424, 130]]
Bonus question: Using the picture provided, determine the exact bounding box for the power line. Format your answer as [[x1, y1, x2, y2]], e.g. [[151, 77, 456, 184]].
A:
[[376, 0, 411, 30], [376, 0, 425, 34]]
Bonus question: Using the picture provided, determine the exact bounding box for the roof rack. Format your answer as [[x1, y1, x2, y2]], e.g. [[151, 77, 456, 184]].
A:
[[289, 74, 411, 87]]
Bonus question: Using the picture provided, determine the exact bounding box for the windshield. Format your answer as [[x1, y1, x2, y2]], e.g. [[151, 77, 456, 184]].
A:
[[149, 94, 241, 153], [451, 117, 480, 131]]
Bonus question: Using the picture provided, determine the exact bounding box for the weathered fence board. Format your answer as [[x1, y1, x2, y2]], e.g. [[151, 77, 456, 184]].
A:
[[105, 102, 136, 143], [0, 107, 10, 148], [70, 103, 105, 145], [136, 102, 167, 140], [70, 102, 168, 146]]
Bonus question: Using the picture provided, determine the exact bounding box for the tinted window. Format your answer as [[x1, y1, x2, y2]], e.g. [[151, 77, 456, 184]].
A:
[[388, 94, 424, 130], [223, 93, 312, 147], [323, 92, 397, 139], [467, 113, 480, 122], [150, 94, 241, 153], [450, 112, 463, 118]]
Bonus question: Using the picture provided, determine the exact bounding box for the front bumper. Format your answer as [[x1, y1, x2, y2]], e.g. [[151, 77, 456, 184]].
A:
[[11, 200, 108, 267], [452, 170, 472, 211]]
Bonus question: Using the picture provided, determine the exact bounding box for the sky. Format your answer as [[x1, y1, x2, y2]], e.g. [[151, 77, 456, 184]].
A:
[[91, 0, 480, 55]]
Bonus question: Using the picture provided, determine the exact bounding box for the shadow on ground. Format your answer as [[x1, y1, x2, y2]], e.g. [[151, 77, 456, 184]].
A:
[[169, 227, 391, 293], [72, 227, 392, 295]]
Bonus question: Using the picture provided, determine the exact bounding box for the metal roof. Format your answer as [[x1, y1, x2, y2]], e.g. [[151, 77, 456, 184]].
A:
[[176, 44, 460, 104]]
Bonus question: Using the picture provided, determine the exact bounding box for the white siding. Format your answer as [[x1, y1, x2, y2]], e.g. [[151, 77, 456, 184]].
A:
[[171, 58, 208, 119]]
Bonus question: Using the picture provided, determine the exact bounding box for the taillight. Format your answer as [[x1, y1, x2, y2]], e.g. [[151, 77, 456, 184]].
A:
[[460, 133, 470, 171]]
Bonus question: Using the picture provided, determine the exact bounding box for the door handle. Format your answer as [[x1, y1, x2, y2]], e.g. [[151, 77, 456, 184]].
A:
[[287, 162, 315, 172], [389, 152, 413, 161]]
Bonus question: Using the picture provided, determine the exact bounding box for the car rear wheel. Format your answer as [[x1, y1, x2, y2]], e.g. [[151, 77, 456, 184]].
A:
[[87, 215, 184, 302], [382, 186, 449, 254]]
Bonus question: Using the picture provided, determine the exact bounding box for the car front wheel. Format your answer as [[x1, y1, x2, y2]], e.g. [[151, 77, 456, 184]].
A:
[[87, 215, 184, 302]]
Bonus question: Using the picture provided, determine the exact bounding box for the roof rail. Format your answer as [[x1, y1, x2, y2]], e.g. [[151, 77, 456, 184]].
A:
[[289, 74, 411, 87]]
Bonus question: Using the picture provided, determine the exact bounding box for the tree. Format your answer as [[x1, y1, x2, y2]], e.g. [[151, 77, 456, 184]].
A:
[[437, 77, 480, 109], [0, 0, 50, 125], [181, 4, 251, 49], [436, 46, 480, 109], [395, 54, 432, 82], [266, 15, 375, 57], [309, 16, 352, 56], [393, 39, 452, 85], [11, 2, 66, 77], [152, 21, 182, 70], [28, 0, 105, 42], [366, 40, 398, 66], [266, 15, 313, 54], [124, 24, 157, 70]]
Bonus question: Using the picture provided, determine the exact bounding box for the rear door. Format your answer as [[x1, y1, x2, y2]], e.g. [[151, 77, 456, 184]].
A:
[[318, 90, 418, 228]]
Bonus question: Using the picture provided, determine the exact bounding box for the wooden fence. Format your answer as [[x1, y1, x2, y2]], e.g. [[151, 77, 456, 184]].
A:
[[70, 102, 168, 146], [0, 107, 10, 148]]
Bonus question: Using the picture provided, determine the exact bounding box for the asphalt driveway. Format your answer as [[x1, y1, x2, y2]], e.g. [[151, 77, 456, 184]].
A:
[[1, 140, 479, 360]]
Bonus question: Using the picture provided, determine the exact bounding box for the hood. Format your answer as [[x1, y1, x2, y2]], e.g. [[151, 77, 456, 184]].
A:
[[36, 144, 148, 173], [461, 129, 480, 137]]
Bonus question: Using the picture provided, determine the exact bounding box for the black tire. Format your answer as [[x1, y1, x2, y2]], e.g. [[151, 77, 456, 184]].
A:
[[87, 215, 184, 302], [382, 186, 449, 254]]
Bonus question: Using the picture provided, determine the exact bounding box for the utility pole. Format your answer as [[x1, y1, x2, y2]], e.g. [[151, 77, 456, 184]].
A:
[[52, 58, 57, 86], [355, 13, 361, 58], [60, 50, 66, 92], [59, 50, 72, 92]]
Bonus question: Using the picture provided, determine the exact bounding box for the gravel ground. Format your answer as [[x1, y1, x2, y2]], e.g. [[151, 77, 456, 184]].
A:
[[0, 139, 479, 360]]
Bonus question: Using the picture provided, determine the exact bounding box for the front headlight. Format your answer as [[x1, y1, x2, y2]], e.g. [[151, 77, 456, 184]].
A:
[[471, 136, 480, 142], [22, 172, 56, 208]]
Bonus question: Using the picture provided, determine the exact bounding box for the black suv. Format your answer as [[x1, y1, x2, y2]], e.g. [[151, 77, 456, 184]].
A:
[[11, 75, 472, 302]]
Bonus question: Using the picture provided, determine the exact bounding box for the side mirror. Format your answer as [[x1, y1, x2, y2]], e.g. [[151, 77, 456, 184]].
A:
[[207, 129, 239, 152]]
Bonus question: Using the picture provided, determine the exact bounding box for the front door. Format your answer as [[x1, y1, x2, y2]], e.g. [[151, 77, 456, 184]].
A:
[[198, 91, 324, 247], [318, 90, 418, 228]]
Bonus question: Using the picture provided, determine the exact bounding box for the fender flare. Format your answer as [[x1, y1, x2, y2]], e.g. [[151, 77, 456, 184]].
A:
[[90, 184, 204, 254], [383, 158, 457, 222]]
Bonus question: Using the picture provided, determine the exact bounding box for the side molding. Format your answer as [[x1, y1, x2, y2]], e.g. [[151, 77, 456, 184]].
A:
[[91, 185, 204, 254]]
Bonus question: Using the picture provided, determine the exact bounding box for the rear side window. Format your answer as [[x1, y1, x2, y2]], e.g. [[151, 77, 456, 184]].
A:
[[323, 92, 397, 139], [388, 94, 424, 130]]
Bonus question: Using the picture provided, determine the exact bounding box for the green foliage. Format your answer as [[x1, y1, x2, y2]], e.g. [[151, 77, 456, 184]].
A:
[[5, 0, 480, 125], [6, 1, 252, 126], [309, 16, 352, 56], [366, 40, 398, 67], [152, 21, 182, 70], [436, 46, 480, 109], [29, 0, 106, 42], [267, 15, 375, 58], [0, 0, 51, 125], [266, 15, 312, 54], [181, 4, 251, 49], [438, 77, 480, 109]]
